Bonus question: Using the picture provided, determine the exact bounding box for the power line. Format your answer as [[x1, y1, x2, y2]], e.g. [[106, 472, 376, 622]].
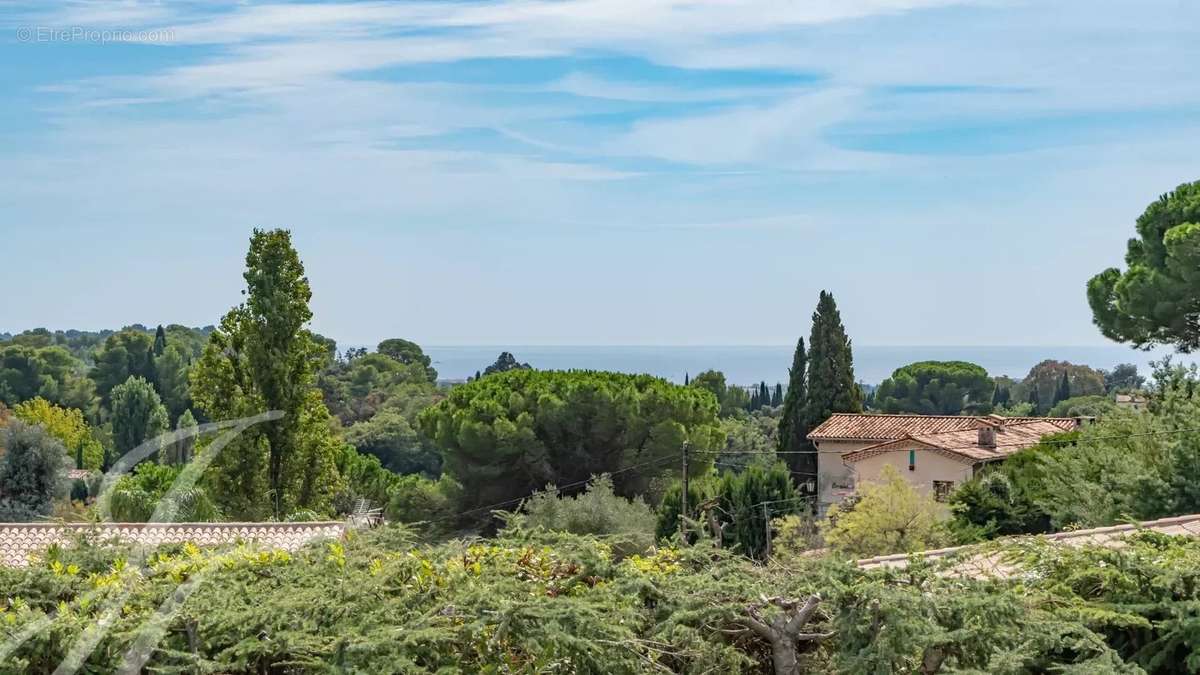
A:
[[712, 460, 818, 478]]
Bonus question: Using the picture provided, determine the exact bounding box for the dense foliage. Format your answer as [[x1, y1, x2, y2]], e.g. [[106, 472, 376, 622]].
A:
[[108, 376, 169, 468], [1013, 359, 1106, 413], [1089, 179, 1200, 351], [0, 344, 96, 413], [873, 360, 993, 415], [6, 522, 1200, 673], [656, 463, 800, 560], [952, 365, 1200, 537], [106, 462, 220, 522], [190, 230, 341, 519], [420, 369, 723, 517], [0, 421, 69, 521], [775, 292, 863, 486], [501, 475, 658, 557], [689, 369, 752, 417], [9, 397, 103, 470], [822, 465, 951, 556]]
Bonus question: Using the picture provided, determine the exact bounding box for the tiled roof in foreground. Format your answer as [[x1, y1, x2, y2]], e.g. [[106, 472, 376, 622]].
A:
[[808, 413, 1076, 441], [0, 522, 345, 567], [857, 513, 1200, 576]]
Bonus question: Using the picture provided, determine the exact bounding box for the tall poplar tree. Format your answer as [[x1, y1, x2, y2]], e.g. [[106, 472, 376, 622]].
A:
[[191, 229, 339, 519]]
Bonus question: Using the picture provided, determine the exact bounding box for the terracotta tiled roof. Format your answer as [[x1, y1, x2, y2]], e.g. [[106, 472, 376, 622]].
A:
[[66, 469, 94, 481], [0, 522, 345, 567], [857, 513, 1200, 576], [808, 413, 1076, 441], [842, 418, 1076, 464]]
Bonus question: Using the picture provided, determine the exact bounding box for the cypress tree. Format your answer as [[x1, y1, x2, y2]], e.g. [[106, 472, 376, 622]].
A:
[[1055, 370, 1071, 405], [153, 324, 167, 357], [778, 337, 808, 482], [684, 372, 689, 386], [796, 291, 862, 483], [772, 383, 783, 407], [1028, 385, 1040, 413]]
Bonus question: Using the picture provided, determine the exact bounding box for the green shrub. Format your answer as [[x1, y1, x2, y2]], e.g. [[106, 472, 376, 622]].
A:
[[501, 475, 657, 557], [386, 474, 461, 526], [105, 462, 220, 522]]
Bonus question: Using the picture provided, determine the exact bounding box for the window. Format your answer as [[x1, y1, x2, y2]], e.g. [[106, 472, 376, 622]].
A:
[[933, 480, 954, 502], [908, 449, 916, 471]]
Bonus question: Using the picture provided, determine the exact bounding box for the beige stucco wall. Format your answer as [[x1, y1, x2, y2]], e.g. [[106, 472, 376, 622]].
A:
[[814, 439, 877, 510], [851, 448, 974, 498]]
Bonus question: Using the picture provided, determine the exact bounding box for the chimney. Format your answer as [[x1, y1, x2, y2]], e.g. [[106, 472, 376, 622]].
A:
[[978, 425, 996, 448]]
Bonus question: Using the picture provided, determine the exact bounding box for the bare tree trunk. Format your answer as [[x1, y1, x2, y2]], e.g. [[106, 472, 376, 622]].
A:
[[739, 594, 833, 675]]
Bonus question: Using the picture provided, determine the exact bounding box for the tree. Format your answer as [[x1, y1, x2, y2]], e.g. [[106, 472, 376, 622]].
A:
[[190, 228, 336, 519], [482, 351, 531, 376], [168, 409, 198, 465], [771, 383, 783, 407], [777, 338, 808, 480], [11, 397, 103, 470], [821, 465, 950, 557], [0, 344, 97, 413], [109, 376, 169, 468], [1016, 360, 1104, 414], [1088, 180, 1200, 351], [152, 324, 167, 357], [376, 338, 437, 382], [154, 344, 192, 420], [1103, 363, 1145, 392], [0, 420, 69, 521], [317, 351, 438, 424], [419, 369, 723, 517], [108, 462, 220, 522], [501, 475, 658, 558], [90, 329, 158, 404], [798, 292, 862, 481], [717, 413, 779, 471], [689, 369, 750, 417], [716, 463, 799, 560], [874, 361, 993, 415], [1054, 369, 1071, 406], [344, 406, 441, 477], [1047, 395, 1117, 418]]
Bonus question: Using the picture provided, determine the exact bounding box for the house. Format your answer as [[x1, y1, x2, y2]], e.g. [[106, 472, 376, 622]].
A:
[[1115, 393, 1148, 411], [808, 413, 1078, 512]]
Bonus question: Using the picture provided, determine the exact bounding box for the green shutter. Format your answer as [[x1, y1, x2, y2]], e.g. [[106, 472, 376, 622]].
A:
[[908, 449, 916, 471]]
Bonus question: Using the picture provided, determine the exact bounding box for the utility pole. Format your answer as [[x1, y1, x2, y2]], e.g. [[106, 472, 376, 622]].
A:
[[680, 440, 690, 538], [763, 502, 773, 558]]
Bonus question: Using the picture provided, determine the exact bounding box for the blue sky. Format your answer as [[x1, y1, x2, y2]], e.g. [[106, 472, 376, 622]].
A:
[[1, 0, 1198, 347]]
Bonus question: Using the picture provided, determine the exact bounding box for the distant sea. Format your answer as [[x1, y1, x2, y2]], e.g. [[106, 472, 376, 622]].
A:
[[412, 345, 1197, 387]]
